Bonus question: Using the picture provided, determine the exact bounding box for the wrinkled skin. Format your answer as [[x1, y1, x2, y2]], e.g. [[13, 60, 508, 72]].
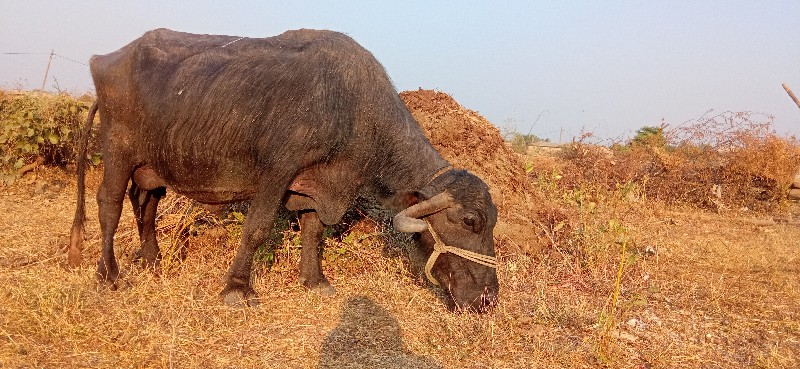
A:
[[69, 28, 501, 313]]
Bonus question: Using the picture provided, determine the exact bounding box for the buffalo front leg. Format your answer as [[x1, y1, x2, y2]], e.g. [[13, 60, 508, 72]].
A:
[[96, 167, 131, 289], [220, 190, 283, 307], [298, 210, 336, 296], [128, 182, 166, 270]]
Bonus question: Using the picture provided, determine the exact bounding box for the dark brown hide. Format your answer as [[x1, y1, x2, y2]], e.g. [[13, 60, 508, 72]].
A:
[[69, 28, 498, 311]]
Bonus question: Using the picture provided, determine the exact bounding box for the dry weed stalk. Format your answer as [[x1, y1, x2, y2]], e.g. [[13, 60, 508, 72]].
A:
[[153, 195, 220, 274], [596, 238, 628, 363]]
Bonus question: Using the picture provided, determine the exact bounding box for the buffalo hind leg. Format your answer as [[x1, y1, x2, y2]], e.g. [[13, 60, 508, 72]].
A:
[[220, 189, 284, 307], [298, 210, 335, 296], [96, 166, 132, 289], [128, 182, 166, 271]]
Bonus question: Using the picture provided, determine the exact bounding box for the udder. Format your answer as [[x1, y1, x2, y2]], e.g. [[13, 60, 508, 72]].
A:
[[132, 165, 166, 190]]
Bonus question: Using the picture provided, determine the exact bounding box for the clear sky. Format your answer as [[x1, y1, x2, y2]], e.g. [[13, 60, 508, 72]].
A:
[[2, 1, 798, 142]]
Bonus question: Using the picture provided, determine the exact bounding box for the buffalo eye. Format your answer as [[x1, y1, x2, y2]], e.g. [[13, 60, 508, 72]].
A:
[[463, 216, 475, 228], [463, 213, 481, 232]]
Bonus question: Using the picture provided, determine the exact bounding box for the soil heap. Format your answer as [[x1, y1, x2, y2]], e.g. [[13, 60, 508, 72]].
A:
[[401, 89, 541, 254]]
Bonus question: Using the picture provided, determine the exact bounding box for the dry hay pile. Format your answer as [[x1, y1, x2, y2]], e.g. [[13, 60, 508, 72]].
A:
[[401, 89, 541, 253]]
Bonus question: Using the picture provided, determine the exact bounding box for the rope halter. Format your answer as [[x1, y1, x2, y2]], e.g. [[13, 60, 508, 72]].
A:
[[423, 220, 498, 286]]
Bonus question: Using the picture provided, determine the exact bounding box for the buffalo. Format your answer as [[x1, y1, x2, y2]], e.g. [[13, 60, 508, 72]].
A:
[[69, 28, 499, 312]]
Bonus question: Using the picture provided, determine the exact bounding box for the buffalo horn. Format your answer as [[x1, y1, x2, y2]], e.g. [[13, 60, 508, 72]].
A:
[[393, 192, 454, 233]]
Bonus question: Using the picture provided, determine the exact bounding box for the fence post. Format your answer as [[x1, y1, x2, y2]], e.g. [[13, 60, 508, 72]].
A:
[[40, 49, 54, 92], [783, 83, 800, 110]]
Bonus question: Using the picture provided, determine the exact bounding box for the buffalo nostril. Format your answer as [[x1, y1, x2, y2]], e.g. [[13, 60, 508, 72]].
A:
[[480, 287, 499, 310]]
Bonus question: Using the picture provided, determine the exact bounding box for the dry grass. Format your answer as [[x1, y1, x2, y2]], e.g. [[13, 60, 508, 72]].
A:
[[1, 89, 799, 368], [1, 166, 798, 368], [628, 208, 800, 367]]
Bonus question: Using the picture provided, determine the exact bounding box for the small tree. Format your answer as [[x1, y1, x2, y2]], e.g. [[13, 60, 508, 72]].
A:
[[629, 126, 666, 148], [509, 132, 547, 154]]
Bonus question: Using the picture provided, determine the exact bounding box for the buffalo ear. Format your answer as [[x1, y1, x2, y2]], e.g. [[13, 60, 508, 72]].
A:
[[403, 192, 421, 207], [384, 190, 425, 212], [402, 185, 439, 206], [415, 186, 438, 201], [391, 189, 449, 234]]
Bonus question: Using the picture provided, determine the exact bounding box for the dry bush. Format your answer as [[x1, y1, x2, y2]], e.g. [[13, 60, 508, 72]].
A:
[[522, 111, 800, 363], [553, 111, 800, 213]]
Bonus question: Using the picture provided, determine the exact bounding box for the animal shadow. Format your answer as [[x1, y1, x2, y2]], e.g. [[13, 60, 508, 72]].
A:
[[319, 296, 441, 369]]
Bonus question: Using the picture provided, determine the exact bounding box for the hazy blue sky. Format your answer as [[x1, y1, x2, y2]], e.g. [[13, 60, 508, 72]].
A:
[[2, 1, 798, 142]]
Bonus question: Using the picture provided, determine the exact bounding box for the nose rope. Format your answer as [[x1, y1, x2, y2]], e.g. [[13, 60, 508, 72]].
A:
[[423, 220, 498, 286]]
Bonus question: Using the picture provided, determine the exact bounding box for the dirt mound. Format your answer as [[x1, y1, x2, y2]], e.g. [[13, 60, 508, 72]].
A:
[[401, 89, 541, 253]]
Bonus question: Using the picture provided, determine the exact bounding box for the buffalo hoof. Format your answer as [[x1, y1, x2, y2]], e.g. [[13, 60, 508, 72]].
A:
[[95, 259, 121, 289], [221, 287, 260, 308], [133, 250, 162, 273], [66, 249, 82, 269], [100, 279, 119, 291], [139, 259, 162, 275], [300, 278, 336, 297], [313, 283, 336, 297], [96, 271, 131, 291]]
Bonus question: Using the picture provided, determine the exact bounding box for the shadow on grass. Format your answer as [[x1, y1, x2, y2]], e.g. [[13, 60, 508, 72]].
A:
[[319, 296, 441, 369]]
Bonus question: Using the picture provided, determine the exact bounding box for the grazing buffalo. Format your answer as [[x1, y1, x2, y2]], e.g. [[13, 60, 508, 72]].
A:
[[69, 28, 498, 312]]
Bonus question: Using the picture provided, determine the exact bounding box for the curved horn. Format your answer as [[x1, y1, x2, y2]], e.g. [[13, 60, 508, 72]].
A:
[[393, 192, 454, 233]]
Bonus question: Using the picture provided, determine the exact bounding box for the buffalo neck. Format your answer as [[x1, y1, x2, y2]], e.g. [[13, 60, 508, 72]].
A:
[[370, 114, 450, 198]]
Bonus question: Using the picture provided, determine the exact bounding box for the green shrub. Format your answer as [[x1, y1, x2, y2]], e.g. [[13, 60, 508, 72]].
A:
[[508, 132, 547, 154], [629, 125, 666, 148], [0, 90, 99, 184]]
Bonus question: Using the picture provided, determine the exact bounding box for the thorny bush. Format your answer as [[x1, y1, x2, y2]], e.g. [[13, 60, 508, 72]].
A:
[[554, 110, 800, 213]]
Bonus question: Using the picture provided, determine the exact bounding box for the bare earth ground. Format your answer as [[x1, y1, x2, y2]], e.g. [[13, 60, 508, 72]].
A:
[[0, 167, 798, 368]]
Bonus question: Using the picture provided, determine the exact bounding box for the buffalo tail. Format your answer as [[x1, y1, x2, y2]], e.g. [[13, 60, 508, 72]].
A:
[[68, 102, 98, 268]]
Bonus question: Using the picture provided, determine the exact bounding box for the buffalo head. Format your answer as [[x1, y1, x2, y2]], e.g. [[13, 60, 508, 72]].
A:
[[394, 170, 499, 313]]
